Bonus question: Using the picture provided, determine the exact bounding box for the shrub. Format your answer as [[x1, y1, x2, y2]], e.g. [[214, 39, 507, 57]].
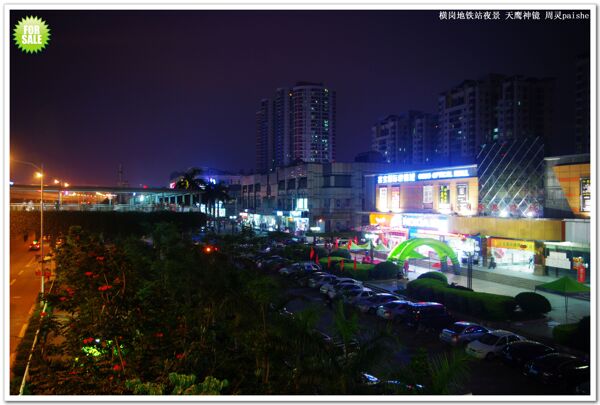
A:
[[329, 249, 351, 259], [515, 292, 551, 315], [372, 261, 399, 279], [417, 271, 448, 284], [553, 316, 590, 352], [406, 278, 516, 320]]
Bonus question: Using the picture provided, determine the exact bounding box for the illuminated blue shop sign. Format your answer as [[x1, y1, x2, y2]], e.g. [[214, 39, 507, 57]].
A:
[[377, 166, 476, 185]]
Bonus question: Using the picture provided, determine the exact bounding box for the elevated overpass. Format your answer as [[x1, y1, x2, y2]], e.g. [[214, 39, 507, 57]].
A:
[[10, 184, 202, 212]]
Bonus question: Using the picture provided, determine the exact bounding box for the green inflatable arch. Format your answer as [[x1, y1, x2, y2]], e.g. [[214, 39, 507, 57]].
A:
[[387, 238, 460, 271]]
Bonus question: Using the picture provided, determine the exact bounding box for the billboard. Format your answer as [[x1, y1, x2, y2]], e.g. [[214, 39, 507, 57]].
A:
[[580, 177, 591, 212]]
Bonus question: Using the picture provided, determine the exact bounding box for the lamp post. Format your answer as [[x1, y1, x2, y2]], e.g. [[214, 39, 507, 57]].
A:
[[13, 159, 45, 298], [466, 252, 473, 290]]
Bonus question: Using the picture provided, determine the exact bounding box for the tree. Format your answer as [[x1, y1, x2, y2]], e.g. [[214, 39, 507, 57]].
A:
[[202, 182, 231, 228], [173, 167, 206, 206]]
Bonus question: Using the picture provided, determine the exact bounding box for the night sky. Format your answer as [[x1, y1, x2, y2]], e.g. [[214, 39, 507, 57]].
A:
[[10, 10, 590, 186]]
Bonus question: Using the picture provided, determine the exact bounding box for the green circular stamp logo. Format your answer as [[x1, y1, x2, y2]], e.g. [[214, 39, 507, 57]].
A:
[[13, 16, 51, 54]]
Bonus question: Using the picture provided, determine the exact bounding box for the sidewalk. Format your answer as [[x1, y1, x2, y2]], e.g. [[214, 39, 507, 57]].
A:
[[367, 264, 590, 340]]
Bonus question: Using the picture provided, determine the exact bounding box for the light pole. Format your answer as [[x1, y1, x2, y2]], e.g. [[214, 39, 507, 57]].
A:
[[12, 159, 45, 298]]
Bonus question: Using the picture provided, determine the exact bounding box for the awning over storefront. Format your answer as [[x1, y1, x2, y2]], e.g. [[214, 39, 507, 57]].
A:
[[544, 241, 590, 252]]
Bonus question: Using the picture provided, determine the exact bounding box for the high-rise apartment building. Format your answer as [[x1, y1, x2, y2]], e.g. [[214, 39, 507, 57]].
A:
[[574, 54, 590, 154], [436, 74, 553, 165], [371, 111, 435, 166], [255, 82, 336, 173], [290, 82, 336, 163], [437, 74, 504, 165], [255, 99, 273, 173], [412, 113, 438, 166], [496, 76, 554, 142]]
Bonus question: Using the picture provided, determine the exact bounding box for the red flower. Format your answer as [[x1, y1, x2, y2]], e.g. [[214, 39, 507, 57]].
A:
[[83, 337, 94, 344], [40, 311, 47, 317], [84, 272, 93, 277], [113, 364, 121, 371], [175, 353, 184, 360], [96, 256, 105, 261], [59, 296, 67, 301], [98, 285, 112, 291], [69, 371, 77, 375], [154, 332, 164, 338]]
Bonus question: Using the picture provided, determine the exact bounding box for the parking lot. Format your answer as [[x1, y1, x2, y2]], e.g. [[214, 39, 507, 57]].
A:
[[281, 282, 577, 395]]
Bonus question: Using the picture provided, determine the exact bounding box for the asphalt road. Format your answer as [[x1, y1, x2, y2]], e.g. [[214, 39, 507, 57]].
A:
[[282, 282, 580, 396], [9, 235, 47, 368]]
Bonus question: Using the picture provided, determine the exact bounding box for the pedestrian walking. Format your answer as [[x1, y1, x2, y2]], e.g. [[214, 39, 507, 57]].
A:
[[488, 256, 496, 270], [403, 260, 410, 275]]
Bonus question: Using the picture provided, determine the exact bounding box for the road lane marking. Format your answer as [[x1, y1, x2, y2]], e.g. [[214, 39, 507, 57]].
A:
[[18, 324, 28, 338], [10, 279, 16, 285], [12, 296, 21, 299], [25, 257, 35, 268], [18, 270, 23, 276]]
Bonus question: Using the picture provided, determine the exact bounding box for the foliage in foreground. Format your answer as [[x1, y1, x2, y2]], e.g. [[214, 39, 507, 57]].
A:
[[21, 226, 470, 395]]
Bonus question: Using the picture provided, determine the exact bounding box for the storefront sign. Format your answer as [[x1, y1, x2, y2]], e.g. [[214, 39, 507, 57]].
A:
[[456, 183, 468, 210], [401, 214, 448, 232], [490, 238, 534, 251], [377, 165, 476, 185], [423, 185, 433, 204], [580, 177, 591, 212]]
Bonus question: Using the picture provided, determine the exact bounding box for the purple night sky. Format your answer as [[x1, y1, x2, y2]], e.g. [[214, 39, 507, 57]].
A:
[[10, 10, 589, 186]]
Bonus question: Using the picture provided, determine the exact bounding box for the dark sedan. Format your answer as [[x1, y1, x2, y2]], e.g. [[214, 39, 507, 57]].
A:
[[524, 353, 590, 392], [501, 341, 555, 368]]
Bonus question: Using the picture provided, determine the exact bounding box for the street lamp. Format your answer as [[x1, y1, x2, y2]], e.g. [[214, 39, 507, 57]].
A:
[[12, 159, 45, 298]]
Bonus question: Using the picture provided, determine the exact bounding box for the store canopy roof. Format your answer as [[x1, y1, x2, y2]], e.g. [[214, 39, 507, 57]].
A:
[[535, 276, 590, 295], [544, 241, 590, 252]]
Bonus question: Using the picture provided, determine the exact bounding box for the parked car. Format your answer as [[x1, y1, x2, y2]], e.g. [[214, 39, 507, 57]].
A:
[[466, 330, 525, 360], [308, 274, 337, 289], [439, 322, 490, 346], [403, 302, 453, 330], [358, 373, 425, 394], [376, 300, 412, 321], [342, 288, 375, 305], [500, 340, 556, 368], [296, 272, 327, 287], [320, 278, 362, 295], [524, 353, 589, 391], [355, 293, 401, 314], [279, 262, 321, 276], [260, 256, 291, 272], [329, 283, 364, 300]]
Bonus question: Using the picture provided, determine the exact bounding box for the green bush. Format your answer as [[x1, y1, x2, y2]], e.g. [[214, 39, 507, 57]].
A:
[[553, 316, 590, 352], [329, 249, 351, 259], [406, 278, 516, 320], [515, 292, 551, 315], [417, 271, 448, 284], [372, 261, 399, 279]]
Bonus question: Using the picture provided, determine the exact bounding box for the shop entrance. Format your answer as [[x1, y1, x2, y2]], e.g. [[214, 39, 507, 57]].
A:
[[387, 237, 460, 273]]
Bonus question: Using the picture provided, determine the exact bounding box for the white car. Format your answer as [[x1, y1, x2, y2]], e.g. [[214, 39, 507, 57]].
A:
[[465, 330, 525, 360], [343, 288, 375, 304]]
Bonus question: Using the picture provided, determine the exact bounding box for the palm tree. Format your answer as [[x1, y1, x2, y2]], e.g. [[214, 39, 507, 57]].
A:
[[173, 167, 206, 207], [202, 182, 231, 229]]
